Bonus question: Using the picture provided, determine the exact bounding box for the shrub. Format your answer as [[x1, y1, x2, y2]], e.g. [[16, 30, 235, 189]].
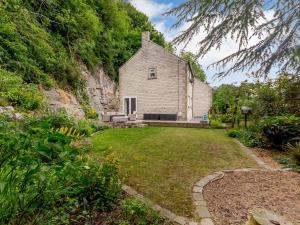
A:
[[289, 143, 300, 166], [26, 110, 74, 129], [214, 114, 233, 123], [260, 116, 300, 149], [231, 116, 300, 149], [210, 119, 225, 128], [0, 69, 45, 111], [0, 114, 119, 224], [227, 129, 242, 138], [91, 123, 110, 132], [75, 119, 95, 136], [83, 105, 99, 119], [121, 198, 165, 225]]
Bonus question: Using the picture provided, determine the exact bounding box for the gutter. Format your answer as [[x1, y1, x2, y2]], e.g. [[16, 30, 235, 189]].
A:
[[178, 59, 180, 114]]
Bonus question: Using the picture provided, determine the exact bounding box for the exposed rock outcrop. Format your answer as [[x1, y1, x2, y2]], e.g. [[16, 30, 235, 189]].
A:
[[80, 62, 119, 115], [43, 88, 85, 118], [0, 106, 24, 120], [44, 63, 119, 118]]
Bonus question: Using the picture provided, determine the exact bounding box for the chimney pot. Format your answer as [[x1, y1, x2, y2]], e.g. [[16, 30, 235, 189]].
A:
[[142, 31, 150, 45]]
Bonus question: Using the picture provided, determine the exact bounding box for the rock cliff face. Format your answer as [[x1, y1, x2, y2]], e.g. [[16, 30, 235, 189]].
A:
[[44, 63, 119, 118], [80, 62, 119, 115], [43, 88, 86, 118]]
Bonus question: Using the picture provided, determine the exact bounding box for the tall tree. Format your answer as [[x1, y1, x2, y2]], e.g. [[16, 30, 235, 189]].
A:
[[166, 0, 300, 78]]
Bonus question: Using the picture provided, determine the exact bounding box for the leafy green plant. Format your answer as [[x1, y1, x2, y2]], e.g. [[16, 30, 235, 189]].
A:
[[75, 119, 95, 136], [0, 114, 119, 225], [288, 143, 300, 166], [0, 69, 44, 110], [0, 0, 169, 91], [121, 198, 166, 225], [227, 129, 242, 138], [229, 116, 300, 149], [210, 119, 225, 128], [82, 105, 99, 119]]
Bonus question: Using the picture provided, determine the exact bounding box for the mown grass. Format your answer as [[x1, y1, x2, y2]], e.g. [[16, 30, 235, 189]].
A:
[[91, 127, 257, 218]]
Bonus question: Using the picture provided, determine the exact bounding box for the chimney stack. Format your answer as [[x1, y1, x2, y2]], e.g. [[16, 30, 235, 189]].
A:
[[142, 31, 150, 45]]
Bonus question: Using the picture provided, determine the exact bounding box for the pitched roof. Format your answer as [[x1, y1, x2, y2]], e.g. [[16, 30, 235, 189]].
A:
[[119, 39, 187, 70]]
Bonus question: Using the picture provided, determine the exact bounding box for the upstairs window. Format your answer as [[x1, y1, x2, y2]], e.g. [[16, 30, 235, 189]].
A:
[[148, 68, 157, 79]]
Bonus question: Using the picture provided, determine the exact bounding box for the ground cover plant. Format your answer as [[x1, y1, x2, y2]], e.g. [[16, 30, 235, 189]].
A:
[[95, 197, 173, 225], [0, 113, 120, 225], [91, 127, 257, 218], [274, 143, 300, 172]]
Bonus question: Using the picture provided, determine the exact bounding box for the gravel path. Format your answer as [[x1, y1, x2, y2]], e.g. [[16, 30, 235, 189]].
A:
[[204, 170, 300, 225]]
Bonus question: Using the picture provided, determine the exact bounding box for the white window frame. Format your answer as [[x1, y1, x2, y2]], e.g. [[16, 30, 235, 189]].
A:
[[123, 96, 137, 115], [148, 68, 157, 79]]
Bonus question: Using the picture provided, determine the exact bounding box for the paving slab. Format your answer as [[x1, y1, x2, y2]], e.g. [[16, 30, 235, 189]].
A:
[[200, 218, 214, 225], [196, 206, 211, 218]]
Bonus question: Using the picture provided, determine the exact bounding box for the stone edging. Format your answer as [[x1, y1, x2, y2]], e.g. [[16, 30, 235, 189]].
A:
[[192, 172, 224, 225], [192, 142, 284, 225], [234, 140, 273, 170], [123, 142, 287, 225], [192, 168, 291, 225], [122, 185, 202, 225]]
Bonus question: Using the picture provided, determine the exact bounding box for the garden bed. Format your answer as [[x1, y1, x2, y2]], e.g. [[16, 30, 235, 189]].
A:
[[204, 170, 300, 225]]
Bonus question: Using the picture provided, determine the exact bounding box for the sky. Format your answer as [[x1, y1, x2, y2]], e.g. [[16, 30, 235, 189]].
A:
[[128, 0, 278, 86]]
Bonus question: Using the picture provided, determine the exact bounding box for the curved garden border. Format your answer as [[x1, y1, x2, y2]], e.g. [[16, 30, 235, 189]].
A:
[[192, 141, 291, 225], [122, 184, 202, 225], [122, 141, 288, 225]]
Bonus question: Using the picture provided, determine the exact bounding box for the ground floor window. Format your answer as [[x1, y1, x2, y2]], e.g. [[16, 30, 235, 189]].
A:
[[124, 97, 137, 115]]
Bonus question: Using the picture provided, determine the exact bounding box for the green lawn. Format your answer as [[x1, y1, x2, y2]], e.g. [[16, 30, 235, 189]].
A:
[[91, 127, 257, 218]]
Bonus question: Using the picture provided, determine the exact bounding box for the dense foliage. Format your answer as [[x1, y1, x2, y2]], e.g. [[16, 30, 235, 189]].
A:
[[216, 75, 300, 171], [0, 69, 44, 111], [212, 74, 300, 124], [228, 116, 300, 149], [0, 112, 120, 224], [0, 0, 168, 91]]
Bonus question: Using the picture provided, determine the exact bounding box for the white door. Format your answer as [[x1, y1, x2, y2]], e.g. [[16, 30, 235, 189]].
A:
[[187, 96, 193, 120], [124, 97, 137, 115]]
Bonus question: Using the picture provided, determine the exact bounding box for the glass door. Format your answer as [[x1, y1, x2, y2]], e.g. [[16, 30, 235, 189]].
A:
[[130, 98, 136, 114], [124, 97, 137, 115], [124, 98, 130, 115]]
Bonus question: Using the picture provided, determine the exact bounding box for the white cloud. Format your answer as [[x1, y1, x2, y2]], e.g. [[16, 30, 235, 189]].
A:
[[129, 0, 172, 19]]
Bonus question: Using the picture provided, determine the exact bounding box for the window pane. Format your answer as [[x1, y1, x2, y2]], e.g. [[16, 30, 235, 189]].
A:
[[131, 98, 136, 114], [125, 98, 130, 115], [149, 68, 156, 79]]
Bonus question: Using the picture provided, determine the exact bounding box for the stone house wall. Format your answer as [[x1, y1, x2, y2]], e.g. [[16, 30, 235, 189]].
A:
[[193, 79, 212, 117], [119, 32, 189, 120]]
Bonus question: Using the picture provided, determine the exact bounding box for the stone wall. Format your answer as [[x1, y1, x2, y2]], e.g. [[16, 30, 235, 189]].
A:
[[193, 79, 212, 117], [119, 32, 188, 120]]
